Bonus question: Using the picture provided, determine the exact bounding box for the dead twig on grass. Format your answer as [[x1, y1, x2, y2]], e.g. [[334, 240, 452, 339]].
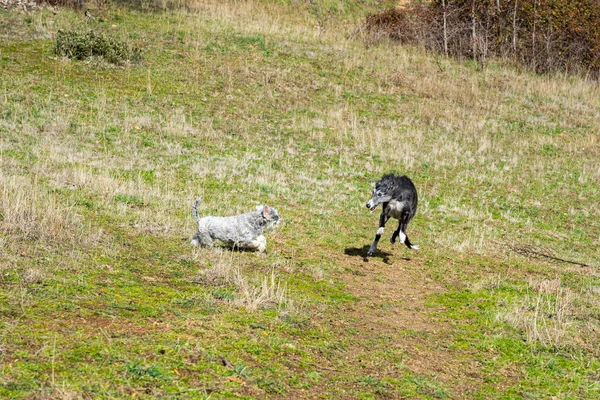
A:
[[509, 244, 597, 269]]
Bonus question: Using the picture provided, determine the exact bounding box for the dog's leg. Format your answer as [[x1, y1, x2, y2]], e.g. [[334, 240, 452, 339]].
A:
[[367, 209, 389, 256], [391, 210, 410, 245], [250, 235, 267, 253], [399, 213, 419, 250], [195, 233, 214, 248], [390, 220, 402, 244], [390, 214, 419, 250], [257, 235, 266, 252], [243, 235, 267, 252]]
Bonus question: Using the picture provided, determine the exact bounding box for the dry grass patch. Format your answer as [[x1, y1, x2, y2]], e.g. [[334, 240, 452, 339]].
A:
[[0, 172, 90, 245], [182, 0, 328, 41], [193, 250, 296, 313], [497, 278, 599, 350], [44, 164, 194, 236], [236, 272, 291, 311], [21, 268, 47, 285]]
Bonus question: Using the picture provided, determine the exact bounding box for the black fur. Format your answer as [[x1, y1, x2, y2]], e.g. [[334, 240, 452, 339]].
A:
[[365, 173, 418, 256]]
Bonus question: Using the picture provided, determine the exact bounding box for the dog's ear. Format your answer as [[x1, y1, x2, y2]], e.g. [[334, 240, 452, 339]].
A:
[[262, 205, 271, 217]]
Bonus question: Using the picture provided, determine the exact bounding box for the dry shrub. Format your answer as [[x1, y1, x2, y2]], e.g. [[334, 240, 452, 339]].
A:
[[365, 5, 434, 45], [41, 0, 84, 8]]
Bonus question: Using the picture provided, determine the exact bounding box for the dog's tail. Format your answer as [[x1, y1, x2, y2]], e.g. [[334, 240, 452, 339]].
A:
[[192, 197, 202, 223]]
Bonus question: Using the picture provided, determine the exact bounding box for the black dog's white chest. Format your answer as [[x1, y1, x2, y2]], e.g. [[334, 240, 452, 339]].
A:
[[385, 200, 406, 219]]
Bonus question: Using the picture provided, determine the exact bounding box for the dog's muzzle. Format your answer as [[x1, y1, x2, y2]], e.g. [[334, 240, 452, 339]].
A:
[[366, 200, 377, 211]]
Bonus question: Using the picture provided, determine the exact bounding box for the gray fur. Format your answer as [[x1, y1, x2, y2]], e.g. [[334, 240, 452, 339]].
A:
[[191, 198, 281, 252]]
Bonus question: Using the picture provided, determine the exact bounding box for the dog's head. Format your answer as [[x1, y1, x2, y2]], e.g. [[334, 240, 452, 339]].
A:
[[366, 178, 394, 211], [257, 205, 281, 230]]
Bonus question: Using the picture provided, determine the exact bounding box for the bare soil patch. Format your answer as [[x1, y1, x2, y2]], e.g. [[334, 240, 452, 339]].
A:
[[331, 249, 500, 397]]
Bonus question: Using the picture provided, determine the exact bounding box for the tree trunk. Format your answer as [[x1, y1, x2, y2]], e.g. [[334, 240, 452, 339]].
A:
[[512, 0, 518, 55], [472, 0, 477, 59], [532, 0, 537, 70], [442, 0, 448, 56]]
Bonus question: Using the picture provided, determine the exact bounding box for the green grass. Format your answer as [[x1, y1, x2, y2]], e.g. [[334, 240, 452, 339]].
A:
[[1, 1, 600, 398]]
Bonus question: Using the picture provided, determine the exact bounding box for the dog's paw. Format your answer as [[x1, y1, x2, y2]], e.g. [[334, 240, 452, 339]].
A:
[[390, 237, 396, 244], [410, 245, 420, 250], [376, 227, 384, 235]]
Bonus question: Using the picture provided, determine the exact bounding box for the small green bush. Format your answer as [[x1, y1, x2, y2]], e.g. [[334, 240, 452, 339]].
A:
[[55, 29, 142, 65]]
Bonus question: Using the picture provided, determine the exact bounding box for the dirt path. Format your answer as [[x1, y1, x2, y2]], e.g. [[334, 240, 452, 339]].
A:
[[332, 247, 484, 397]]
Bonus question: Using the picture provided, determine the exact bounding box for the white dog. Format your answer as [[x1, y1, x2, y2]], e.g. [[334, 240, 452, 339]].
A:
[[191, 198, 281, 252]]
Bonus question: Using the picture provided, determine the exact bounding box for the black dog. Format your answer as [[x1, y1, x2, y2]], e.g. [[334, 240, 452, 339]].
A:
[[365, 173, 419, 256]]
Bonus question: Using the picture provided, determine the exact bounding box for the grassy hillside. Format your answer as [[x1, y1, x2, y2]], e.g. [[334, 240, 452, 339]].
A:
[[1, 1, 599, 398]]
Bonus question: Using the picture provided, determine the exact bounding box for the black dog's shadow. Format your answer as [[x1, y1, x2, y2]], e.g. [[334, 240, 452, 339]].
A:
[[344, 245, 396, 264]]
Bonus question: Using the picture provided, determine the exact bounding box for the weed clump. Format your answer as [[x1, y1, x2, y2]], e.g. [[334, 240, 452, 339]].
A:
[[54, 29, 142, 65]]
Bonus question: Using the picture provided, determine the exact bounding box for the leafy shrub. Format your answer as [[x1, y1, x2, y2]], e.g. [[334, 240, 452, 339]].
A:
[[54, 29, 142, 65]]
